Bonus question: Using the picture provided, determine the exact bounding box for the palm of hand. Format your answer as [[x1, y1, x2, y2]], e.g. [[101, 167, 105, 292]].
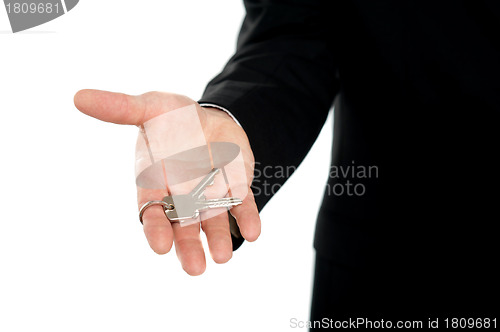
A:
[[75, 90, 260, 275]]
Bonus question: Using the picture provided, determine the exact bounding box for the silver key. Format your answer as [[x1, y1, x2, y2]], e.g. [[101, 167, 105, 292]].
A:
[[196, 197, 243, 211], [162, 168, 242, 222], [190, 168, 220, 199]]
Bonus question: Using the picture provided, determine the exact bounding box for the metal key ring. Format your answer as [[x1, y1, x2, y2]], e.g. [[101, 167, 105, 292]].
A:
[[139, 200, 175, 224]]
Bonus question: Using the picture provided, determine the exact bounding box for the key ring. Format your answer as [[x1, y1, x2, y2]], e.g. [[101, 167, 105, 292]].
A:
[[139, 200, 175, 224]]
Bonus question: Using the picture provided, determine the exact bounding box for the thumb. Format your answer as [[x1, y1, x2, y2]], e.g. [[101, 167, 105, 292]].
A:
[[74, 89, 147, 125]]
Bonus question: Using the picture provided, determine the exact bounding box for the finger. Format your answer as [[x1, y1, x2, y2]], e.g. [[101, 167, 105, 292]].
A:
[[138, 188, 174, 255], [74, 90, 195, 126], [201, 212, 232, 264], [229, 189, 261, 242], [74, 89, 146, 125], [172, 222, 206, 276]]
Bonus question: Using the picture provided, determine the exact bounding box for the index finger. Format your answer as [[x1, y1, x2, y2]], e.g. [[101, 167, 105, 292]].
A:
[[138, 187, 174, 255]]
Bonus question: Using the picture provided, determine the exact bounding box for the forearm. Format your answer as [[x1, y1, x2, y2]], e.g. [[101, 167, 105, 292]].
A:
[[199, 0, 339, 210]]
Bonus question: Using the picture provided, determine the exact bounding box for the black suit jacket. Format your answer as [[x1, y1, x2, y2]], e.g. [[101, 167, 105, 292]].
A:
[[200, 0, 498, 311]]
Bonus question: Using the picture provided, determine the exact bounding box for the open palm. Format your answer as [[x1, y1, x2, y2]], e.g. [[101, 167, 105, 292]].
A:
[[74, 90, 261, 275]]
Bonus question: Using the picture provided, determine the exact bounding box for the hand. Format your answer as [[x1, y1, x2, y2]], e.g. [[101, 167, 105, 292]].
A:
[[74, 90, 261, 275]]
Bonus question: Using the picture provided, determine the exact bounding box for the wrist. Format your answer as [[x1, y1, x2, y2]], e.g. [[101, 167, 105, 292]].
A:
[[200, 103, 242, 127]]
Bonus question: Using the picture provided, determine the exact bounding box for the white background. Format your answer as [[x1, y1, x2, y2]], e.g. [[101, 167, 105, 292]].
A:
[[0, 1, 333, 331]]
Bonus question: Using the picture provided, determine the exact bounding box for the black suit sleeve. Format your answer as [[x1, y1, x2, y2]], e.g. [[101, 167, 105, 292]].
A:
[[199, 0, 339, 231]]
